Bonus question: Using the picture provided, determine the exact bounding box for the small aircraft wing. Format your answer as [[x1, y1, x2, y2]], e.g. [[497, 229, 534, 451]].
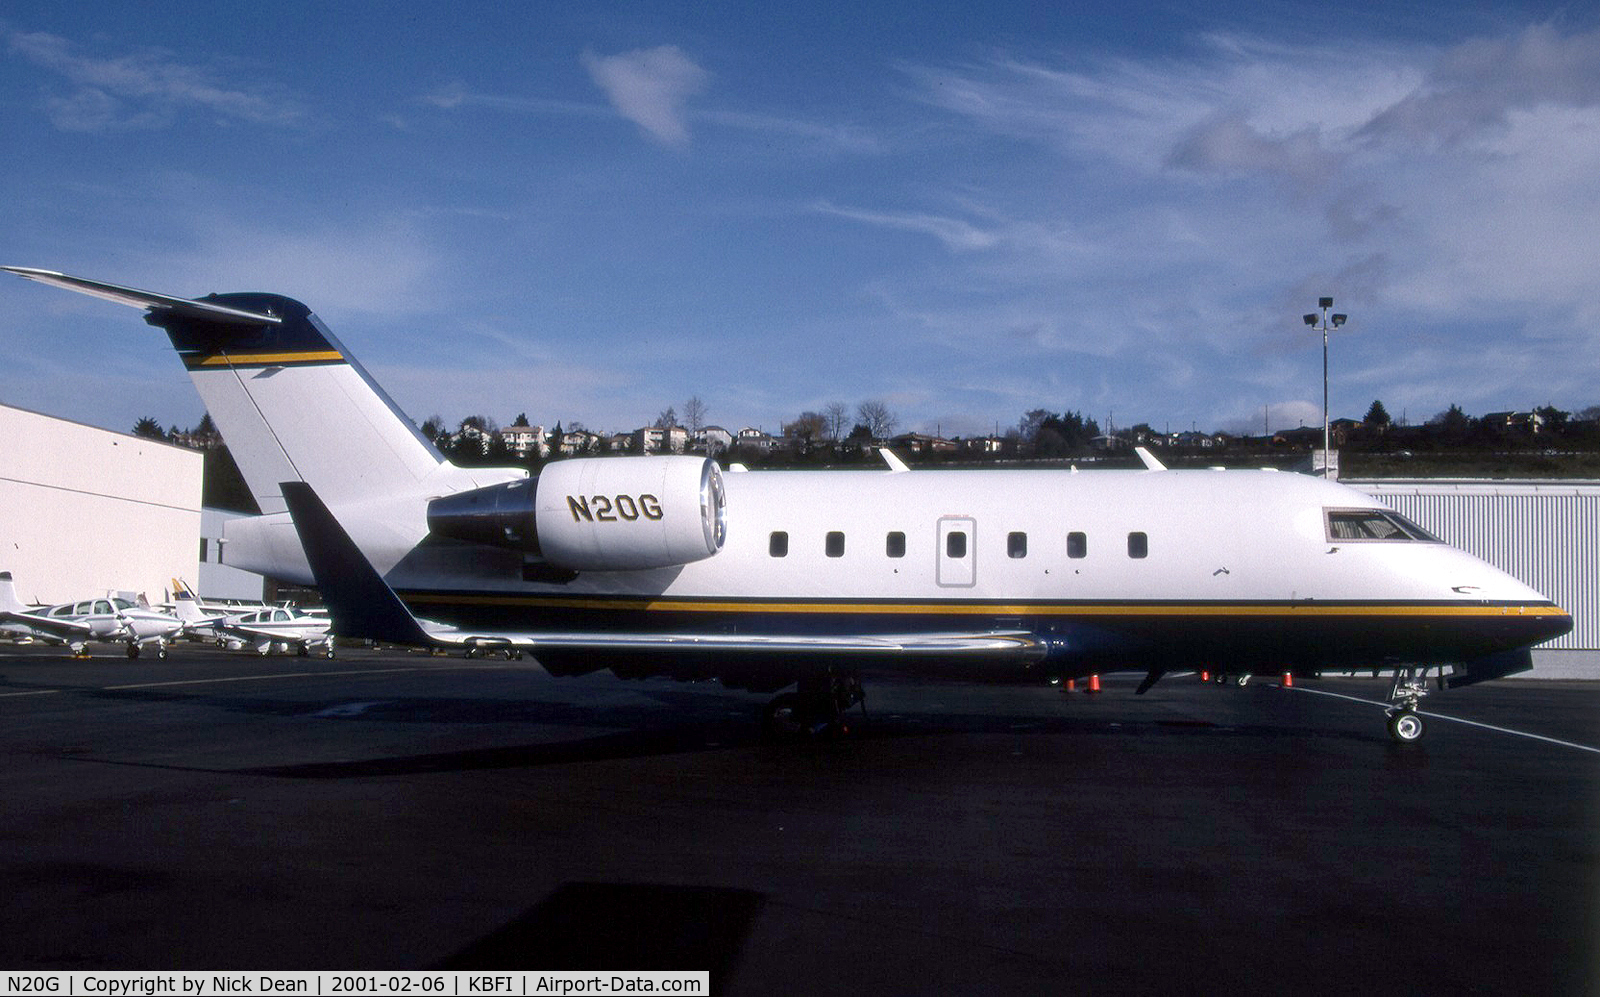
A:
[[279, 481, 1051, 666], [212, 620, 329, 644], [0, 609, 93, 641]]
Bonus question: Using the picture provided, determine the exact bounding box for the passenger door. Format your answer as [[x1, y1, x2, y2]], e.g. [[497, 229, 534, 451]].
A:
[[937, 516, 977, 587]]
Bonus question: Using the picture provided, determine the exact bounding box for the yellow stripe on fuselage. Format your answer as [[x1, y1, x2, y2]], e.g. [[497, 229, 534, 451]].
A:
[[188, 350, 345, 367], [401, 592, 1567, 620]]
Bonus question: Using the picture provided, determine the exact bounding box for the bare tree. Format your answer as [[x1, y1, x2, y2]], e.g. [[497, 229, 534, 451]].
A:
[[683, 396, 707, 435], [824, 401, 849, 440], [654, 406, 678, 430], [857, 400, 898, 439], [783, 411, 827, 443]]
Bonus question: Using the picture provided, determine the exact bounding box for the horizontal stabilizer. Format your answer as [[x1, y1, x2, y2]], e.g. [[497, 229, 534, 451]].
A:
[[3, 268, 281, 326]]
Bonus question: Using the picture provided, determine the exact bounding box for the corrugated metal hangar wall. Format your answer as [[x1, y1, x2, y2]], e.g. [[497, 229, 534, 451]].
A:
[[1353, 479, 1599, 650]]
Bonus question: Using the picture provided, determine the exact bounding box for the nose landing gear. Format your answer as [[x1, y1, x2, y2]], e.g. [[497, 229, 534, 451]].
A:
[[1385, 665, 1430, 743]]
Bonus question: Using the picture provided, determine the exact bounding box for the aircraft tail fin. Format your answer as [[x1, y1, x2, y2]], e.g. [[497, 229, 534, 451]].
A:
[[279, 481, 434, 647], [4, 268, 462, 516], [170, 592, 209, 625], [0, 571, 28, 614]]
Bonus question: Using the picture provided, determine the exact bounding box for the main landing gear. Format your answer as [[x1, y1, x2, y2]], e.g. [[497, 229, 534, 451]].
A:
[[1385, 665, 1429, 743], [763, 670, 865, 740]]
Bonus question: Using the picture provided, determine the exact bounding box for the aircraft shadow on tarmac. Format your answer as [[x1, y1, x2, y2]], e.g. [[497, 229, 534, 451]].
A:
[[69, 682, 1386, 779], [232, 699, 1376, 778]]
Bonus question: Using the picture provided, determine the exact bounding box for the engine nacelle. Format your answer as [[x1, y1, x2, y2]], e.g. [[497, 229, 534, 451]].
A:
[[426, 456, 726, 572]]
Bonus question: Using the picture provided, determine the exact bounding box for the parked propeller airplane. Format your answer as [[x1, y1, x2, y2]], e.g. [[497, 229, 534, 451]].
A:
[[4, 267, 1574, 740], [172, 593, 335, 658], [0, 571, 184, 658]]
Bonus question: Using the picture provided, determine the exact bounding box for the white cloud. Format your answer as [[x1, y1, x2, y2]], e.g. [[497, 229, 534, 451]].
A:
[[813, 201, 1002, 251], [580, 45, 709, 145], [5, 29, 303, 131], [140, 213, 440, 319], [845, 22, 1600, 427], [1358, 24, 1600, 146]]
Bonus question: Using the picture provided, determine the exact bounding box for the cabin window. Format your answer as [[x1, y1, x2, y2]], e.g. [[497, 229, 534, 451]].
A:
[[946, 531, 968, 559], [1127, 532, 1148, 559], [886, 532, 906, 558], [1007, 532, 1028, 558], [1326, 509, 1442, 542], [769, 531, 789, 557], [826, 531, 846, 557], [1067, 532, 1087, 559]]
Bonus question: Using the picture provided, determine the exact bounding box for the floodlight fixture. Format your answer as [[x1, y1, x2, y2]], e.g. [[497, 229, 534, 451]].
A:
[[1319, 297, 1333, 308], [1303, 314, 1318, 326], [1332, 314, 1347, 327]]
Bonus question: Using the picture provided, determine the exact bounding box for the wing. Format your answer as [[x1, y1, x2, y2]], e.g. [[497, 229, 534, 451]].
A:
[[215, 622, 328, 643], [279, 481, 1051, 681], [0, 610, 93, 641]]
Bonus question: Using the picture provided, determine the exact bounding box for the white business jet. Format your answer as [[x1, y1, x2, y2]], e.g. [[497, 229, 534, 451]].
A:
[[0, 571, 184, 658], [3, 267, 1572, 741]]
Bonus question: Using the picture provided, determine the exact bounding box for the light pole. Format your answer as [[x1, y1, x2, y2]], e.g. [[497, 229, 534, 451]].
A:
[[1302, 298, 1347, 478]]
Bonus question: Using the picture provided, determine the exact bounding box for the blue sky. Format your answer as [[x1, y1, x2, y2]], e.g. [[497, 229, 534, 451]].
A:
[[3, 1, 1598, 441]]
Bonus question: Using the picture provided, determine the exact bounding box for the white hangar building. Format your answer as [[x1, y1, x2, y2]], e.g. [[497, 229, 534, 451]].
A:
[[0, 402, 201, 606]]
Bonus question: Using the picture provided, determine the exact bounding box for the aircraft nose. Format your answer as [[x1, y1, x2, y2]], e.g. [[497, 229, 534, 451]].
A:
[[1525, 606, 1574, 646]]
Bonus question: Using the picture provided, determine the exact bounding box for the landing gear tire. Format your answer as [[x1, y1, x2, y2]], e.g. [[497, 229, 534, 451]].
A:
[[1388, 710, 1425, 743], [325, 648, 336, 659], [763, 671, 865, 740], [156, 646, 168, 660], [126, 644, 140, 659], [763, 693, 809, 739]]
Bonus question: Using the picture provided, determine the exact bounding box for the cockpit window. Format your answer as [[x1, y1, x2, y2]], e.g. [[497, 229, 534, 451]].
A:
[[1326, 509, 1442, 543]]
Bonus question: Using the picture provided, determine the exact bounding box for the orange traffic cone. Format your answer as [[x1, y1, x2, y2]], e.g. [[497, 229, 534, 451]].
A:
[[1065, 678, 1076, 692], [1200, 670, 1210, 682], [1086, 674, 1102, 694], [1281, 671, 1294, 688]]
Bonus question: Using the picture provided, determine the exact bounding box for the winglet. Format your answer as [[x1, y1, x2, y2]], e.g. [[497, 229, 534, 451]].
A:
[[279, 481, 434, 647], [879, 448, 910, 473], [1134, 447, 1167, 471]]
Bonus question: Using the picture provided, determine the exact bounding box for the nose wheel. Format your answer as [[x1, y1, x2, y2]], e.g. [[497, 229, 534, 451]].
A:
[[1387, 709, 1425, 742], [1386, 665, 1431, 743]]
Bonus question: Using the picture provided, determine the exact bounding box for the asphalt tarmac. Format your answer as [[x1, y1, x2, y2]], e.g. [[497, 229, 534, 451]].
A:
[[1, 644, 1596, 995]]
